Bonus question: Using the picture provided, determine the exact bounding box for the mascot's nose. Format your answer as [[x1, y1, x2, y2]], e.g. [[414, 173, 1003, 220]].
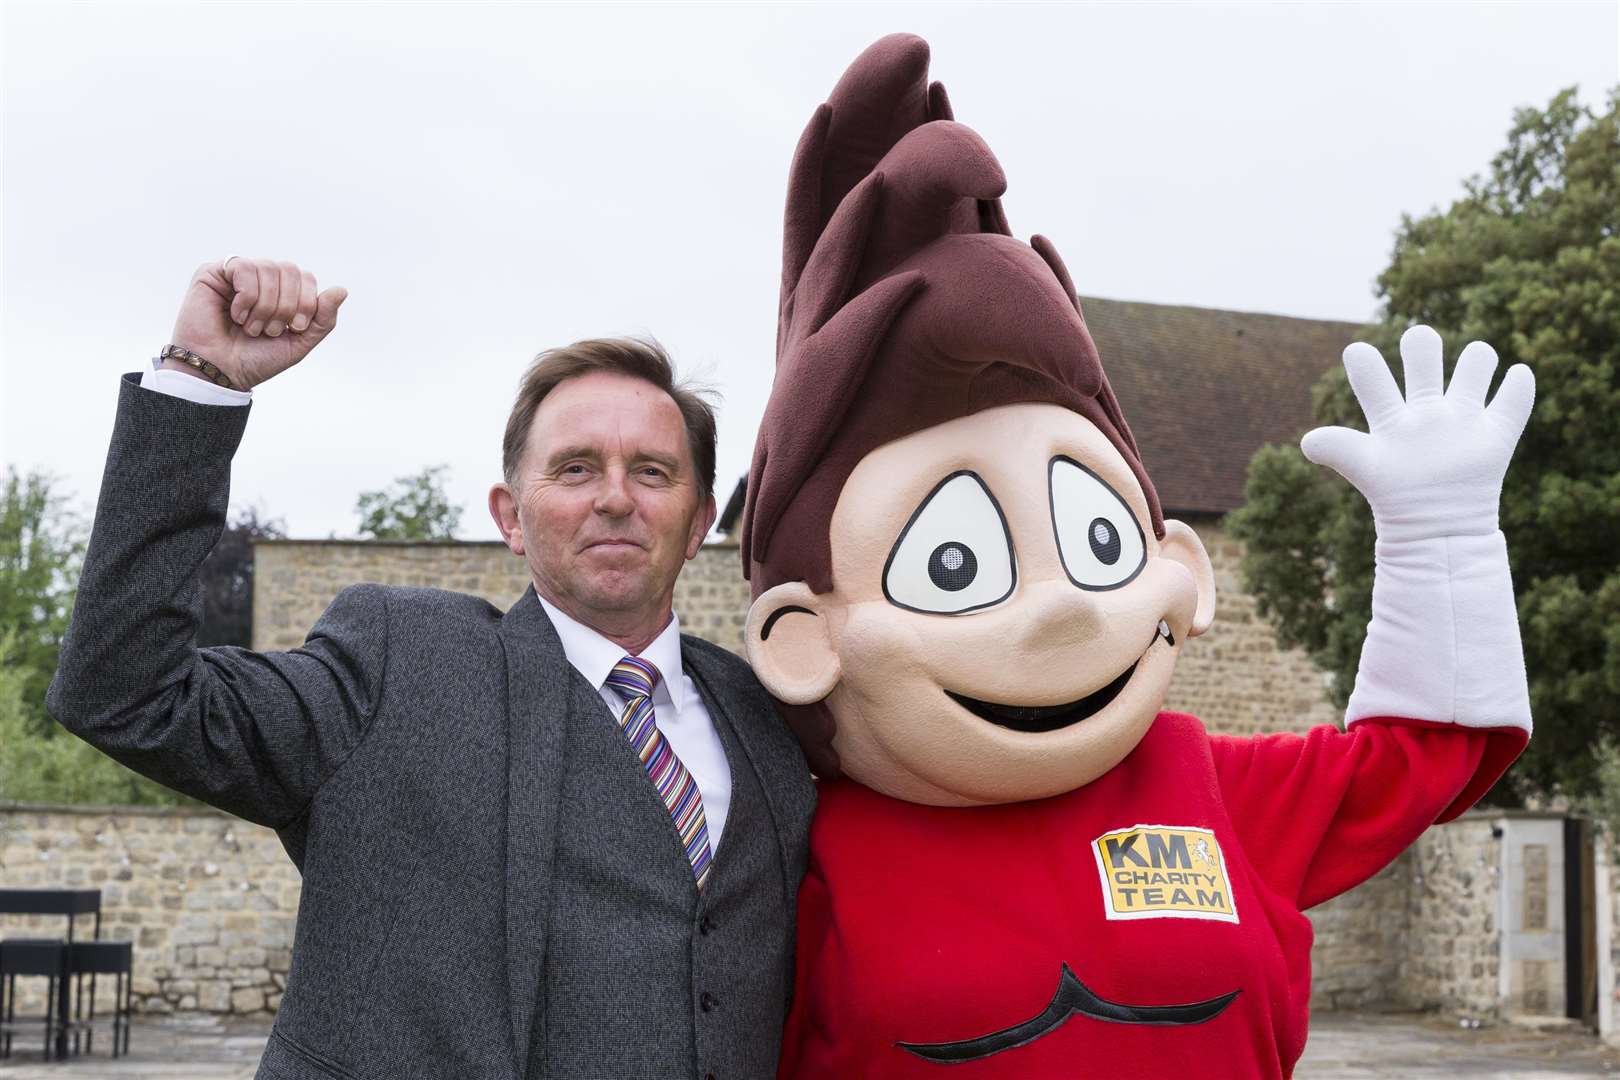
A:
[[1007, 579, 1107, 655]]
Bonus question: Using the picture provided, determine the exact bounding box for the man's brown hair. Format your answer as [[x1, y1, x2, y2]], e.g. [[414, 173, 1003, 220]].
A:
[[502, 337, 718, 499]]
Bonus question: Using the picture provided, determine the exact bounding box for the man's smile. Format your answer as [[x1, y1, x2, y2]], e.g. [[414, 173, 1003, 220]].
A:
[[944, 620, 1175, 733], [584, 538, 644, 552]]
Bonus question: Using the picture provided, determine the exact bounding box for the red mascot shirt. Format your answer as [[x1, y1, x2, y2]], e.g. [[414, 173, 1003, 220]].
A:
[[780, 712, 1525, 1080]]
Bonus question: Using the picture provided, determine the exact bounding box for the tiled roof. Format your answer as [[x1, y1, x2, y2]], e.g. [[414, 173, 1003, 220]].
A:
[[1080, 296, 1366, 516], [716, 297, 1368, 533]]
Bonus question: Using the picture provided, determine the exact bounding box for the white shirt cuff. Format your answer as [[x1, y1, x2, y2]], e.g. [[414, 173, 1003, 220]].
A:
[[139, 367, 252, 406]]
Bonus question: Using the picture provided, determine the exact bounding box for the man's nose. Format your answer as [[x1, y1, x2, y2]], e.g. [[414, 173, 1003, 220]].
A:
[[593, 468, 636, 516]]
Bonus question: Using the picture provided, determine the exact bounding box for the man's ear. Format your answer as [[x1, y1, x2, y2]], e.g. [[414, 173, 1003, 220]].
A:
[[489, 484, 525, 557], [687, 493, 718, 560], [744, 582, 841, 705], [1159, 519, 1216, 637]]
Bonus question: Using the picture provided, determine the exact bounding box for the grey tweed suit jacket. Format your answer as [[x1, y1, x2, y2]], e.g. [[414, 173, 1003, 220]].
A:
[[47, 375, 816, 1079]]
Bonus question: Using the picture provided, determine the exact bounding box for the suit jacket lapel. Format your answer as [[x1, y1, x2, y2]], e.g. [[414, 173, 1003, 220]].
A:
[[499, 585, 575, 1073]]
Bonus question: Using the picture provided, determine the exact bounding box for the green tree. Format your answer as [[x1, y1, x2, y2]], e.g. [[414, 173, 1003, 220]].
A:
[[0, 468, 85, 736], [0, 471, 192, 806], [1230, 87, 1620, 803], [355, 465, 463, 540], [0, 631, 190, 806]]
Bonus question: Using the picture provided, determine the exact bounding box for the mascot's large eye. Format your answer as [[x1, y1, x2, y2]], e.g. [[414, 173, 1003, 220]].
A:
[[1049, 457, 1146, 590], [883, 472, 1015, 615]]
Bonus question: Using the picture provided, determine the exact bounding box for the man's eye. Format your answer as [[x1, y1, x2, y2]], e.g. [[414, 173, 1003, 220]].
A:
[[882, 472, 1015, 615], [1049, 457, 1146, 590]]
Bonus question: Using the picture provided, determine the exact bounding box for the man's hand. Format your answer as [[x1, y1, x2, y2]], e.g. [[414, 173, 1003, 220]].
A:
[[1300, 325, 1534, 544], [168, 258, 347, 390]]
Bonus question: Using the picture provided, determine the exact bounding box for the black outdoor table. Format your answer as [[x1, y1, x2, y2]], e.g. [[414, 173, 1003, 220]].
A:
[[0, 889, 101, 1059]]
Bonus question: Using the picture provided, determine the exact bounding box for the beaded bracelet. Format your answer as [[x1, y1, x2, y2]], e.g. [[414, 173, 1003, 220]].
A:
[[157, 344, 242, 391]]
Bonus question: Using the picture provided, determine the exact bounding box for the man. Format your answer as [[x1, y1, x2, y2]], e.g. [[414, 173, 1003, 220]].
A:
[[47, 257, 815, 1080]]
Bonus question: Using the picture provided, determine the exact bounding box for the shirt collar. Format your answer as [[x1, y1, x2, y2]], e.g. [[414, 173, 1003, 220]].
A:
[[535, 593, 686, 710]]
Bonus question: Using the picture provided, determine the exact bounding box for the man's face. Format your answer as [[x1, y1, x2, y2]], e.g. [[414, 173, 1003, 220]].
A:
[[491, 371, 715, 638], [748, 402, 1214, 806]]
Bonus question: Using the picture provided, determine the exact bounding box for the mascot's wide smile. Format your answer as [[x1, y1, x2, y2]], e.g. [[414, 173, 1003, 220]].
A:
[[944, 620, 1176, 733]]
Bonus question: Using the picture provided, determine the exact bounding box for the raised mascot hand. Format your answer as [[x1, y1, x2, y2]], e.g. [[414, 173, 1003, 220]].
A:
[[1300, 325, 1534, 542], [167, 257, 348, 390], [1302, 324, 1535, 729]]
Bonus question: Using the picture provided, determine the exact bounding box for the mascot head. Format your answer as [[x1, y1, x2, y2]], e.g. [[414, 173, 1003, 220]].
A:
[[741, 35, 1216, 807]]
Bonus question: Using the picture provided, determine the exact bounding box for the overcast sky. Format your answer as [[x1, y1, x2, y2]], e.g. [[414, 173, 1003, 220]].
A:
[[4, 1, 1616, 541]]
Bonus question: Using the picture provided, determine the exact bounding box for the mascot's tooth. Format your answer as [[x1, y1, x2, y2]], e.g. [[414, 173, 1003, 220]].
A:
[[1158, 619, 1171, 640]]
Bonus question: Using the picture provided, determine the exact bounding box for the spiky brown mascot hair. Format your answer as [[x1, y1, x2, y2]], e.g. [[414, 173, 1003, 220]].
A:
[[742, 33, 1162, 602], [741, 34, 1162, 774]]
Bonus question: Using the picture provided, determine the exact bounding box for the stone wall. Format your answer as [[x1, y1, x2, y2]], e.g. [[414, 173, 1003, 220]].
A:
[[254, 520, 1338, 736], [1306, 854, 1414, 1011], [254, 539, 526, 652], [253, 538, 747, 655], [1165, 516, 1341, 737], [0, 803, 294, 1017], [1, 524, 1475, 1019], [1398, 816, 1504, 1016], [0, 807, 1569, 1021], [1307, 816, 1506, 1018]]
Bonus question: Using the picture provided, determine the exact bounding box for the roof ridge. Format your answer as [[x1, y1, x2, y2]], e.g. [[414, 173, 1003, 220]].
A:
[[1077, 293, 1369, 330]]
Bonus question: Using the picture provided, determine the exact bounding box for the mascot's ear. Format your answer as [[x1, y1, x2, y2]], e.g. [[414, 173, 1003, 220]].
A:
[[745, 583, 842, 704], [1159, 520, 1217, 638]]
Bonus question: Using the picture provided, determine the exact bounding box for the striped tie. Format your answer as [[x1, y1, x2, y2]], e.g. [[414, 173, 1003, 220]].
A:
[[605, 656, 714, 890]]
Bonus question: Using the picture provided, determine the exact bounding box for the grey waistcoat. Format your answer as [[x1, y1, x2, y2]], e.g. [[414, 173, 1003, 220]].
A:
[[538, 676, 790, 1080]]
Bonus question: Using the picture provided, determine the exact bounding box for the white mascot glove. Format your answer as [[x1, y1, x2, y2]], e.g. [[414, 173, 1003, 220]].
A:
[[1301, 325, 1534, 733]]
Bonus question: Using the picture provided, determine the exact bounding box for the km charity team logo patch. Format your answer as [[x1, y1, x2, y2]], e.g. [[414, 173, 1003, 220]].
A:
[[1091, 825, 1238, 923]]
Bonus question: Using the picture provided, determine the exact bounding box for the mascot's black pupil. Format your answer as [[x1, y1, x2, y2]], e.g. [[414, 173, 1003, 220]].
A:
[[1089, 518, 1121, 564], [928, 542, 978, 591]]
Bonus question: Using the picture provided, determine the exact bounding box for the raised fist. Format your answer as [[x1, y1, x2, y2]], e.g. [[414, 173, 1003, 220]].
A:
[[168, 258, 347, 390]]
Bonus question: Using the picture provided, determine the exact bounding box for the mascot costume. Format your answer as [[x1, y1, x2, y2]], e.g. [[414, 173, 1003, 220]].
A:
[[740, 35, 1535, 1079]]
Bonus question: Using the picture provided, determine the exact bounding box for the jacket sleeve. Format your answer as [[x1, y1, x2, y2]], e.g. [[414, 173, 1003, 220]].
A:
[[46, 373, 388, 828], [1210, 720, 1525, 910]]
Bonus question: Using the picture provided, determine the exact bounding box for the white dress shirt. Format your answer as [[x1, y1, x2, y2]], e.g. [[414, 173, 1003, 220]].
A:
[[141, 365, 255, 405], [139, 365, 734, 845], [535, 595, 732, 846]]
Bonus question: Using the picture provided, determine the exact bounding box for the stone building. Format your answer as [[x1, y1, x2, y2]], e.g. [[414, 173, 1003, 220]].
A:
[[5, 297, 1610, 1037], [254, 297, 1362, 734]]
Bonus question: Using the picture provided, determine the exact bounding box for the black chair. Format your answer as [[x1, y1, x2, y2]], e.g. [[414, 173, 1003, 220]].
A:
[[0, 889, 102, 1059], [67, 941, 132, 1057], [0, 938, 69, 1061]]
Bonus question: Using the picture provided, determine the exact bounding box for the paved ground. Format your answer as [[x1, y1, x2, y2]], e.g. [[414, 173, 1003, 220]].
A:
[[0, 1012, 268, 1079], [1298, 1014, 1620, 1078], [0, 1012, 1616, 1077]]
